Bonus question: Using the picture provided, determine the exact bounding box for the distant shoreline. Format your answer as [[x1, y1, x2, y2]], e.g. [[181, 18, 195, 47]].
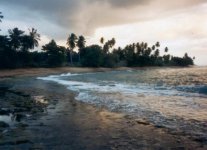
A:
[[0, 67, 128, 78], [0, 66, 196, 79]]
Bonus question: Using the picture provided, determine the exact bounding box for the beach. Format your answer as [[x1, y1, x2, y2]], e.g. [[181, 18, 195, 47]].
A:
[[0, 67, 207, 149], [0, 67, 132, 79]]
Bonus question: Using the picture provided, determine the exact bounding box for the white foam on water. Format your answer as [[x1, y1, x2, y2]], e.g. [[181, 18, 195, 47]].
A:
[[38, 75, 157, 95], [37, 72, 207, 121], [37, 70, 207, 141]]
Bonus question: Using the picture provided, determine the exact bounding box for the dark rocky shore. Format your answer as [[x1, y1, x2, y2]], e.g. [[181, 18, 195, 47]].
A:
[[0, 77, 206, 150]]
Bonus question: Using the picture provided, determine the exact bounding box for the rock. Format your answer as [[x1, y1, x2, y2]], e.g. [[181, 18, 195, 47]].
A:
[[0, 140, 32, 146], [2, 129, 9, 134], [0, 121, 9, 128], [194, 137, 207, 143], [170, 146, 185, 150], [14, 113, 25, 122], [155, 125, 165, 128], [135, 119, 150, 125], [15, 140, 32, 145], [13, 108, 28, 112], [17, 123, 29, 128], [0, 86, 9, 91], [48, 106, 55, 109], [0, 108, 10, 115], [38, 122, 45, 126]]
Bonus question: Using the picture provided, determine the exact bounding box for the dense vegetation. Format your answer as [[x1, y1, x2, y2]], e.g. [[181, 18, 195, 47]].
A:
[[0, 12, 194, 69]]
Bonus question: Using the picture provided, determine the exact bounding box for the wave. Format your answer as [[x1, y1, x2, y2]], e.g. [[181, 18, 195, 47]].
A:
[[37, 72, 207, 134], [37, 72, 207, 117], [176, 85, 207, 95], [38, 73, 206, 121]]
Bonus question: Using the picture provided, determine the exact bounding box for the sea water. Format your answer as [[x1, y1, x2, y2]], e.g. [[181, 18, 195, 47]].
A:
[[38, 67, 207, 140]]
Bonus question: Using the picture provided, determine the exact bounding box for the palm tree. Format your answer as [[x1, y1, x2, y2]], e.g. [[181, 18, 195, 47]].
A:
[[103, 38, 116, 54], [144, 43, 148, 49], [21, 35, 31, 51], [155, 42, 160, 47], [144, 47, 152, 57], [100, 37, 104, 45], [0, 12, 3, 31], [28, 28, 40, 49], [165, 47, 169, 53], [8, 28, 25, 51], [152, 45, 155, 50], [77, 35, 86, 62], [67, 33, 77, 64], [154, 49, 160, 58], [0, 12, 3, 22], [110, 38, 116, 47]]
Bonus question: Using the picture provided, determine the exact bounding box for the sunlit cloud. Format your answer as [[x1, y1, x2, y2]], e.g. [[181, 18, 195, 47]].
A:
[[0, 0, 207, 65]]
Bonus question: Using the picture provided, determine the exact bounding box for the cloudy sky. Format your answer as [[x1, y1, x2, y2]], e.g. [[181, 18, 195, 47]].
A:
[[0, 0, 207, 65]]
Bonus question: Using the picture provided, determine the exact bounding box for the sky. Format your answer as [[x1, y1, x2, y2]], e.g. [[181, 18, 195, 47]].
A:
[[0, 0, 207, 65]]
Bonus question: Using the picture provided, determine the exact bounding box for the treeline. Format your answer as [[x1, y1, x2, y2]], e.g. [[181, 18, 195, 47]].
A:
[[0, 12, 194, 69]]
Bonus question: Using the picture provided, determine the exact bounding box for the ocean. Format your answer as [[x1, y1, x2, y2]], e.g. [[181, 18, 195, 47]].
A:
[[38, 67, 207, 142]]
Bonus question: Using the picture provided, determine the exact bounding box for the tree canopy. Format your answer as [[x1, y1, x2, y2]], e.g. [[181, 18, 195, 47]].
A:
[[0, 12, 194, 69]]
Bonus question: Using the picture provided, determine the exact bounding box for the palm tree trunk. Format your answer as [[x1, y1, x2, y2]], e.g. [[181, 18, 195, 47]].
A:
[[70, 51, 73, 64], [79, 52, 81, 63]]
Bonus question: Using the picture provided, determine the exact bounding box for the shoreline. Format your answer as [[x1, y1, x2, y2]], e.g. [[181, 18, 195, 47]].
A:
[[0, 67, 129, 78], [0, 77, 205, 149], [0, 67, 207, 149], [0, 66, 197, 79]]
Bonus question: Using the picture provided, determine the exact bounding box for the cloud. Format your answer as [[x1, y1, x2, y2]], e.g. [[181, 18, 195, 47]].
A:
[[1, 0, 206, 35], [1, 0, 207, 65], [98, 0, 151, 8]]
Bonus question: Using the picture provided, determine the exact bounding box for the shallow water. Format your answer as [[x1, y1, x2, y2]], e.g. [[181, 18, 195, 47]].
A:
[[38, 67, 207, 141]]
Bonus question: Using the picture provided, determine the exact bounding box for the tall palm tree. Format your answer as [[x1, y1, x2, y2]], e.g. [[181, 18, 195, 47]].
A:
[[28, 28, 40, 49], [67, 33, 77, 64], [21, 35, 31, 51], [77, 35, 86, 62], [8, 28, 24, 51]]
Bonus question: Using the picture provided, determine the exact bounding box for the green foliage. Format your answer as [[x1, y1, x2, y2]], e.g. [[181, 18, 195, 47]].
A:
[[103, 38, 116, 54], [0, 12, 195, 69], [66, 33, 77, 64], [100, 37, 104, 45], [171, 53, 194, 66], [28, 28, 40, 49], [77, 35, 86, 50], [77, 35, 86, 62], [8, 28, 25, 50], [42, 40, 66, 67], [80, 45, 103, 67]]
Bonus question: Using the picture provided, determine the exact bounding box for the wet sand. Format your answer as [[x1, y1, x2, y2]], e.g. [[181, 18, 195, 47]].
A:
[[0, 77, 206, 149], [0, 67, 131, 79]]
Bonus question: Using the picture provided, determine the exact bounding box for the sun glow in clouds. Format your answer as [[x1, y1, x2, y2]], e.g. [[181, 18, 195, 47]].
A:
[[0, 0, 207, 65], [90, 3, 207, 65]]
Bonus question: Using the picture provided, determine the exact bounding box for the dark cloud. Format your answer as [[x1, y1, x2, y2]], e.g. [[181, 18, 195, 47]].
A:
[[0, 0, 152, 35], [0, 0, 206, 35]]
